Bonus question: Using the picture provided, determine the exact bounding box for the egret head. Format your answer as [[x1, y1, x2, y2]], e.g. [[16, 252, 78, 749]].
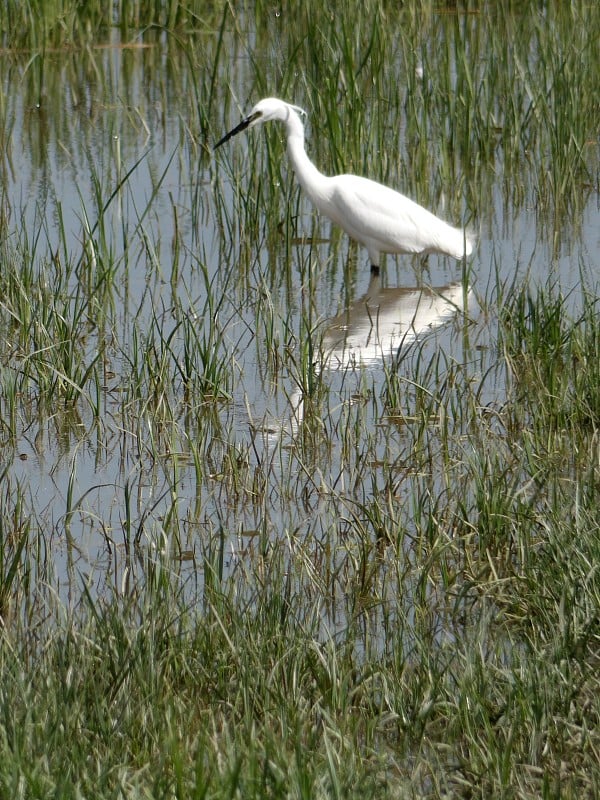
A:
[[214, 98, 306, 149]]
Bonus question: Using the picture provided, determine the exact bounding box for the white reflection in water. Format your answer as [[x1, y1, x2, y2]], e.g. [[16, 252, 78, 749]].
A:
[[323, 275, 469, 369], [270, 277, 471, 441]]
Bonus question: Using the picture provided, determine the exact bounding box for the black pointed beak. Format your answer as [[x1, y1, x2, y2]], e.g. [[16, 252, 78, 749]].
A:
[[214, 111, 261, 150]]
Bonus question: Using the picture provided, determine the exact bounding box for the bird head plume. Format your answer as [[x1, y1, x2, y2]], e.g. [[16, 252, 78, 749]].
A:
[[214, 98, 306, 149]]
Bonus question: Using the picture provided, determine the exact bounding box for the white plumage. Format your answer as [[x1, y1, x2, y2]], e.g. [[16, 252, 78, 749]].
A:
[[215, 97, 472, 273]]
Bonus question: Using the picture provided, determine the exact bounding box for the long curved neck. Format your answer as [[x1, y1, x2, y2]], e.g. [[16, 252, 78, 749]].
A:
[[283, 109, 329, 206]]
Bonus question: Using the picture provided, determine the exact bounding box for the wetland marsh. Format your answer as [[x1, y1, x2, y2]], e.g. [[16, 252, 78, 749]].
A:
[[0, 1, 599, 796]]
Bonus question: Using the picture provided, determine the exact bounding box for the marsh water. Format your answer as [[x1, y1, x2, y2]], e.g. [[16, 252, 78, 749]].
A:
[[1, 6, 598, 607]]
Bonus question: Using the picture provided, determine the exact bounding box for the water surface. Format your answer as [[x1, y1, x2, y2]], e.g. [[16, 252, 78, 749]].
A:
[[0, 6, 598, 613]]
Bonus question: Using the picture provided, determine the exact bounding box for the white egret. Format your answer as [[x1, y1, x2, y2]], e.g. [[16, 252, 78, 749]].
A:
[[215, 97, 473, 275]]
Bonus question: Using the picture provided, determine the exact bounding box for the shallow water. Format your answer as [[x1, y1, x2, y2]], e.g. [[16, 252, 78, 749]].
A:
[[1, 8, 598, 611]]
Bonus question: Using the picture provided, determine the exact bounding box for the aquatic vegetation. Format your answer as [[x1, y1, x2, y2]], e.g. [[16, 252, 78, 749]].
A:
[[0, 1, 598, 797]]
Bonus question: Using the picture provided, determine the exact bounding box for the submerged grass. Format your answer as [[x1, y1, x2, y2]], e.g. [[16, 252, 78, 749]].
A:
[[0, 0, 599, 797]]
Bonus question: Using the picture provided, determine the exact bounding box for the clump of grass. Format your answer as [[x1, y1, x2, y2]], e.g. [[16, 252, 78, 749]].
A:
[[501, 286, 600, 434]]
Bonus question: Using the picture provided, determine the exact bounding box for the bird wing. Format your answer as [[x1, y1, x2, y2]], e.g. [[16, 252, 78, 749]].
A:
[[329, 175, 460, 257]]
